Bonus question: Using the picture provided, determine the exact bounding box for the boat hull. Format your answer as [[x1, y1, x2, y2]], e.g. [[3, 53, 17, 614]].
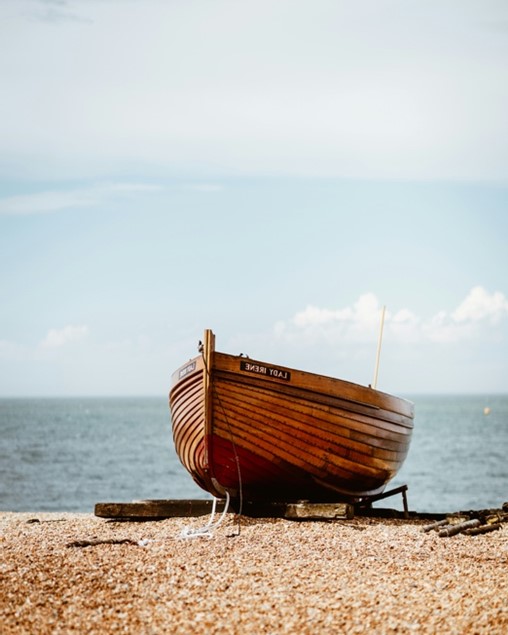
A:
[[169, 331, 414, 503]]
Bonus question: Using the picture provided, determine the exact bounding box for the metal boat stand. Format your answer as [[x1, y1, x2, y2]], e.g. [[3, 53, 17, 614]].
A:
[[355, 484, 409, 518]]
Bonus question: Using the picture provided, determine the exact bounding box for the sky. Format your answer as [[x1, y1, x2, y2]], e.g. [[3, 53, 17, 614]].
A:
[[1, 0, 508, 397]]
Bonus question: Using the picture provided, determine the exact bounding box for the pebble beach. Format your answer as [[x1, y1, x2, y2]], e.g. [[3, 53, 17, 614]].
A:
[[1, 511, 507, 634]]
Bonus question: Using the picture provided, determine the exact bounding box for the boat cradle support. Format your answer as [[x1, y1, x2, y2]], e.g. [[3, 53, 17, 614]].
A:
[[355, 484, 409, 518]]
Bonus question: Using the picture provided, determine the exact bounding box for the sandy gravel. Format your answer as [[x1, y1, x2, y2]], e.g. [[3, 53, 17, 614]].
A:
[[1, 511, 507, 634]]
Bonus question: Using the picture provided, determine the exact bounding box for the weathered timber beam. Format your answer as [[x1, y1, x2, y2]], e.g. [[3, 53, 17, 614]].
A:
[[94, 499, 223, 520], [438, 519, 481, 537], [284, 502, 354, 520], [94, 499, 355, 521], [464, 523, 502, 536]]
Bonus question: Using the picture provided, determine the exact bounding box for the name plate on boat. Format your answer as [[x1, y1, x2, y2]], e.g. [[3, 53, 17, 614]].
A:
[[240, 360, 291, 381], [178, 361, 196, 379]]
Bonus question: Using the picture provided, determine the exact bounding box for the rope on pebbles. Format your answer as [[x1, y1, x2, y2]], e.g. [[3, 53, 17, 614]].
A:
[[179, 492, 231, 539]]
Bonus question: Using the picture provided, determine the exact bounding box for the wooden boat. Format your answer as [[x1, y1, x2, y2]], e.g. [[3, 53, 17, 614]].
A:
[[169, 330, 414, 503]]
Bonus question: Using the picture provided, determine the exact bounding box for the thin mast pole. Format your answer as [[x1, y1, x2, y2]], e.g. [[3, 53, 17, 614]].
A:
[[372, 305, 386, 390]]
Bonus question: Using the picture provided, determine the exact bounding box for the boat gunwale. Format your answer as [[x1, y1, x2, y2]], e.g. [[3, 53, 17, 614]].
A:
[[213, 351, 414, 420], [171, 350, 414, 420], [215, 369, 414, 433]]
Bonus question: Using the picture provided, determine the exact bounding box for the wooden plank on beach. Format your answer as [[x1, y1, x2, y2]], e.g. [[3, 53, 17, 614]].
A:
[[95, 499, 355, 521], [94, 499, 224, 520], [284, 502, 354, 520]]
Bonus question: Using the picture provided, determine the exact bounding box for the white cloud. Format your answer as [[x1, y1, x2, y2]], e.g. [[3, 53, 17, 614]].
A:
[[423, 287, 508, 343], [421, 310, 473, 344], [293, 293, 382, 339], [39, 325, 89, 349], [452, 285, 508, 324], [105, 183, 162, 194], [293, 305, 350, 327], [0, 182, 162, 215], [1, 1, 507, 181], [276, 287, 508, 346], [105, 334, 152, 355], [0, 190, 96, 215], [0, 339, 25, 360], [183, 183, 224, 193], [27, 0, 92, 24], [389, 309, 421, 343]]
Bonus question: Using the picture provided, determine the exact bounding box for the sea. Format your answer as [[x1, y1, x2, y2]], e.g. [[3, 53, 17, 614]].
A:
[[0, 395, 506, 514]]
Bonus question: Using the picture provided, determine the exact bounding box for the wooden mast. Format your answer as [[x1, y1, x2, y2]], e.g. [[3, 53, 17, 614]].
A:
[[372, 305, 386, 390]]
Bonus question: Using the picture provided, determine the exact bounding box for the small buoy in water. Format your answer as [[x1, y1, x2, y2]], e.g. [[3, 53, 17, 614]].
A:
[[484, 406, 491, 416]]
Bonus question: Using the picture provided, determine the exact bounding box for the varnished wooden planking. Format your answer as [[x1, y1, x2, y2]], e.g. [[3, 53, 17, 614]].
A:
[[212, 383, 410, 457], [174, 358, 404, 496], [209, 424, 400, 480], [210, 382, 410, 469], [215, 352, 414, 419], [215, 373, 413, 442], [215, 369, 413, 431], [211, 424, 397, 486], [211, 407, 400, 480], [169, 329, 414, 502], [170, 369, 208, 488]]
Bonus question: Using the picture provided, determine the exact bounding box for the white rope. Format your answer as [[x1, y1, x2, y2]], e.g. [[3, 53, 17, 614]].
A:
[[179, 492, 230, 539]]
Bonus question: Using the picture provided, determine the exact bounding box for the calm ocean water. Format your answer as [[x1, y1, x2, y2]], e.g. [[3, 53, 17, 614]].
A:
[[0, 395, 506, 514]]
